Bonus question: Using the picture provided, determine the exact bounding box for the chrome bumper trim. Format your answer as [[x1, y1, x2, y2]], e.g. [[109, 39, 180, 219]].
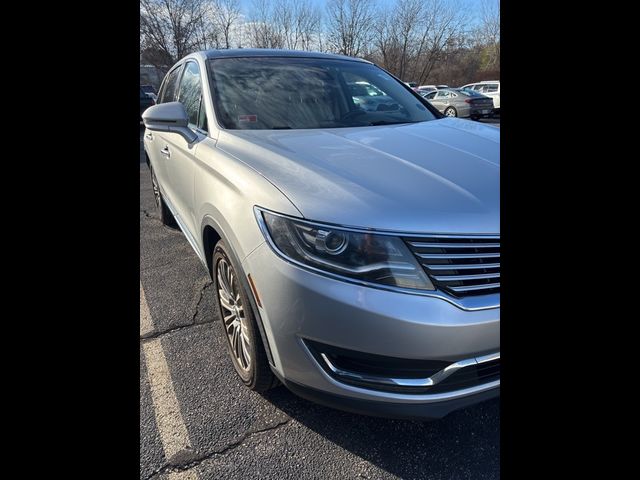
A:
[[319, 351, 500, 389]]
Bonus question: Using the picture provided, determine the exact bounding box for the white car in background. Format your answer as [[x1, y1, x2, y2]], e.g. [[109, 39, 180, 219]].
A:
[[461, 81, 500, 112]]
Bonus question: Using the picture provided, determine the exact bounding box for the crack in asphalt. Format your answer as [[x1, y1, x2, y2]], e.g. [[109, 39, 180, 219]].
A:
[[145, 418, 292, 479], [140, 280, 213, 341], [140, 319, 214, 341], [192, 279, 213, 324]]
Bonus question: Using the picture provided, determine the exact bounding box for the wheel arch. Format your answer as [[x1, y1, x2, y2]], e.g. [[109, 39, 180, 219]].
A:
[[201, 215, 276, 366]]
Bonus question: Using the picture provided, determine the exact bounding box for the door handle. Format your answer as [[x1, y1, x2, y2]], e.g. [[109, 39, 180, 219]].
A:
[[145, 132, 153, 140], [160, 146, 171, 158]]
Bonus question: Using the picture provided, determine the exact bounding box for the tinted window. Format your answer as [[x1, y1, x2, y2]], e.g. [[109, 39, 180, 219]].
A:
[[197, 96, 208, 132], [177, 61, 202, 126], [425, 91, 437, 99], [484, 83, 499, 93], [160, 67, 181, 103], [208, 57, 437, 130]]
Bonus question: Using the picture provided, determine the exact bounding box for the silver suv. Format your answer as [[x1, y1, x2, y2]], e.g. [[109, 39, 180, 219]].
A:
[[142, 49, 500, 420]]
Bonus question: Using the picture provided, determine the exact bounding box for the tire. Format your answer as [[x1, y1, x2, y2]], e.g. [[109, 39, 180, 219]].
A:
[[444, 107, 457, 117], [213, 240, 277, 392], [150, 166, 177, 227], [470, 115, 479, 121]]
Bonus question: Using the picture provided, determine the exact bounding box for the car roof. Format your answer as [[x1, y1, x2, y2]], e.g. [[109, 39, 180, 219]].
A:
[[463, 81, 500, 85], [195, 48, 370, 63]]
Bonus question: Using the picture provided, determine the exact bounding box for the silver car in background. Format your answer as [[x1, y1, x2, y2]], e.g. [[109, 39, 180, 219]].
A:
[[142, 49, 500, 420], [422, 88, 494, 119]]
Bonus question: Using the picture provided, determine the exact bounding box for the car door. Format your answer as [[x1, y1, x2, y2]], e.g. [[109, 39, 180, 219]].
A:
[[163, 60, 208, 238], [145, 65, 183, 190], [448, 91, 462, 111], [430, 90, 449, 112]]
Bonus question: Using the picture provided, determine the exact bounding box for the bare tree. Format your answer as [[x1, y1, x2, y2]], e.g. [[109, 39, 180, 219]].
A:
[[370, 0, 468, 83], [140, 0, 209, 71], [372, 11, 398, 72], [245, 0, 284, 48], [213, 0, 241, 49], [477, 0, 500, 69], [295, 1, 322, 50], [195, 1, 222, 50], [139, 0, 497, 85], [412, 0, 469, 83], [393, 0, 422, 80], [272, 0, 322, 50], [325, 0, 377, 57]]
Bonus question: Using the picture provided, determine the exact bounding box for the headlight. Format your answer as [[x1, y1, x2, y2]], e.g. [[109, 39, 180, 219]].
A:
[[256, 209, 434, 291]]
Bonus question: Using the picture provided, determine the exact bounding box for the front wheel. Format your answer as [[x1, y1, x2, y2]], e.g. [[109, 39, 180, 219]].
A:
[[213, 241, 277, 392], [444, 107, 457, 117]]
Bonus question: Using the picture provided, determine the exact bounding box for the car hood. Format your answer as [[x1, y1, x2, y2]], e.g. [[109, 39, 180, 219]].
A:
[[217, 118, 499, 234]]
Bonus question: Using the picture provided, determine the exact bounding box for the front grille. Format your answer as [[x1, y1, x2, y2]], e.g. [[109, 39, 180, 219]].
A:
[[404, 235, 500, 297]]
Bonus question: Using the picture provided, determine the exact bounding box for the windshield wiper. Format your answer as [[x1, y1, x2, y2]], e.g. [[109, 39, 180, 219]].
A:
[[271, 125, 292, 129]]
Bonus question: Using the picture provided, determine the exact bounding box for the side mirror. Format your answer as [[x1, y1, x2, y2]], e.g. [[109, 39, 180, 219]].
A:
[[142, 102, 198, 144]]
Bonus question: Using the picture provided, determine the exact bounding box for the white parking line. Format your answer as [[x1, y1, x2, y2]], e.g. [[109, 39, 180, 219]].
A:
[[141, 284, 199, 477]]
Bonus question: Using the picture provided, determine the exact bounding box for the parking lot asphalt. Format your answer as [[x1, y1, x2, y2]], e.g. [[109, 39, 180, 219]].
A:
[[139, 124, 500, 480]]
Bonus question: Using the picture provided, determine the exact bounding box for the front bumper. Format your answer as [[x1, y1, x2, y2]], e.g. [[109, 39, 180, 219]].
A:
[[283, 378, 499, 420], [242, 242, 500, 419]]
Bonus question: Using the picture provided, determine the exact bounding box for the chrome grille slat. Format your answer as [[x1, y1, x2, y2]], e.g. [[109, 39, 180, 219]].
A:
[[416, 252, 500, 259], [408, 242, 500, 249], [404, 235, 500, 298], [432, 273, 500, 282], [426, 263, 500, 270], [449, 283, 501, 292], [406, 235, 499, 241]]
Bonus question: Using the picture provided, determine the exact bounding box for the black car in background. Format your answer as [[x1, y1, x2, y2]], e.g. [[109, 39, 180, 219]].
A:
[[140, 87, 155, 121], [141, 84, 158, 102]]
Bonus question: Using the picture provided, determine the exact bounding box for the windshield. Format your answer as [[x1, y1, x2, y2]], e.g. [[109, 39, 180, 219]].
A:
[[207, 57, 437, 130], [141, 85, 155, 93]]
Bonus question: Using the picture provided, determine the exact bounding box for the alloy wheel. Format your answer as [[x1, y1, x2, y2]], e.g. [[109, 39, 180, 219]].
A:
[[217, 258, 252, 372]]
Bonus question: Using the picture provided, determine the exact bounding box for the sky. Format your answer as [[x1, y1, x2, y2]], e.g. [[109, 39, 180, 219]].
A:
[[236, 0, 485, 29]]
